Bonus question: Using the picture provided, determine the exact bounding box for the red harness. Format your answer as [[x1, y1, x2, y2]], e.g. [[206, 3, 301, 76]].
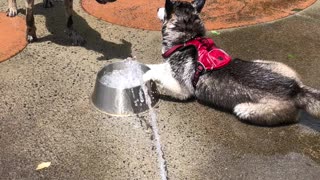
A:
[[162, 37, 232, 87]]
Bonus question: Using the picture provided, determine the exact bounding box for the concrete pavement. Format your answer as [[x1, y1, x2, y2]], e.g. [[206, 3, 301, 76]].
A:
[[1, 0, 320, 179]]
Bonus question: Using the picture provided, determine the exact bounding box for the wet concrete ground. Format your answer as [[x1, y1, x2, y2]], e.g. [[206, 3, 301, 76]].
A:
[[1, 0, 320, 179]]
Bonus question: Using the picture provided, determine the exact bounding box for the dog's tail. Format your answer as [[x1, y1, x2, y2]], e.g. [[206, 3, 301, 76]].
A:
[[296, 86, 320, 118]]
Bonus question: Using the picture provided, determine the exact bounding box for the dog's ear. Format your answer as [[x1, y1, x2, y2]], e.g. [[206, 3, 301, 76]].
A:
[[165, 0, 174, 15], [192, 0, 206, 13]]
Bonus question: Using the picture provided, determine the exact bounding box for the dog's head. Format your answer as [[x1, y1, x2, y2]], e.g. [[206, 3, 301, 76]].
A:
[[158, 0, 206, 47]]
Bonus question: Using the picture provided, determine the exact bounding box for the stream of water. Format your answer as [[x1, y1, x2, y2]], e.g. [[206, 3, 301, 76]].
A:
[[103, 59, 168, 179], [141, 83, 168, 180]]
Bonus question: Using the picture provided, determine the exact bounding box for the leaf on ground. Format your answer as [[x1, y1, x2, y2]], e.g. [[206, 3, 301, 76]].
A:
[[291, 8, 303, 12], [287, 54, 296, 59], [211, 30, 220, 36], [36, 162, 51, 170]]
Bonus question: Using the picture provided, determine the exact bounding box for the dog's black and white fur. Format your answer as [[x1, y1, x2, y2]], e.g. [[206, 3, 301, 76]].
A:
[[143, 0, 320, 126]]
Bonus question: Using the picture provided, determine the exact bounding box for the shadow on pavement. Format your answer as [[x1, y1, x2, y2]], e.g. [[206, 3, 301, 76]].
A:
[[26, 2, 132, 60], [300, 111, 320, 132]]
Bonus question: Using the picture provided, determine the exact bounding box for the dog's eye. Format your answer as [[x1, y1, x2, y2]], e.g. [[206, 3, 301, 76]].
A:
[[157, 8, 166, 21]]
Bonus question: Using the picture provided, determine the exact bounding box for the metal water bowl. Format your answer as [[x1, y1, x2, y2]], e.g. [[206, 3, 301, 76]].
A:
[[91, 61, 159, 116]]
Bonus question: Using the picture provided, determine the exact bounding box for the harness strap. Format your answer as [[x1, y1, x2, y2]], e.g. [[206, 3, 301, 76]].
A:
[[162, 44, 185, 58], [192, 63, 205, 88]]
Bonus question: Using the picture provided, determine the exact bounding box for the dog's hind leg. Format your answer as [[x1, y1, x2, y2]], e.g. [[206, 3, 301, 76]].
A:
[[143, 63, 192, 100], [7, 0, 18, 17], [26, 0, 37, 42], [64, 0, 85, 45], [233, 99, 299, 126]]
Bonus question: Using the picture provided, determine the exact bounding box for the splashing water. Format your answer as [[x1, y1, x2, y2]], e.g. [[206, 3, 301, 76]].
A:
[[100, 58, 168, 179], [139, 79, 168, 180], [141, 83, 168, 180], [100, 60, 143, 89], [125, 58, 168, 180]]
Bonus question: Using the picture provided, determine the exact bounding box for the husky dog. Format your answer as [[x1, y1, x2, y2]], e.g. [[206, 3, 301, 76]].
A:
[[143, 0, 320, 126], [6, 0, 109, 44]]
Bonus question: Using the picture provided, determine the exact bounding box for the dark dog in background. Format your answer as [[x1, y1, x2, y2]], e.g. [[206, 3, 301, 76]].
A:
[[7, 0, 111, 45], [143, 0, 320, 126], [96, 0, 116, 4]]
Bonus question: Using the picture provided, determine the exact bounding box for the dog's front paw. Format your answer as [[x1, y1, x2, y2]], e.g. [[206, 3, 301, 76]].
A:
[[7, 7, 18, 17], [26, 29, 37, 43], [65, 29, 86, 46], [26, 35, 38, 43], [143, 71, 153, 83]]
